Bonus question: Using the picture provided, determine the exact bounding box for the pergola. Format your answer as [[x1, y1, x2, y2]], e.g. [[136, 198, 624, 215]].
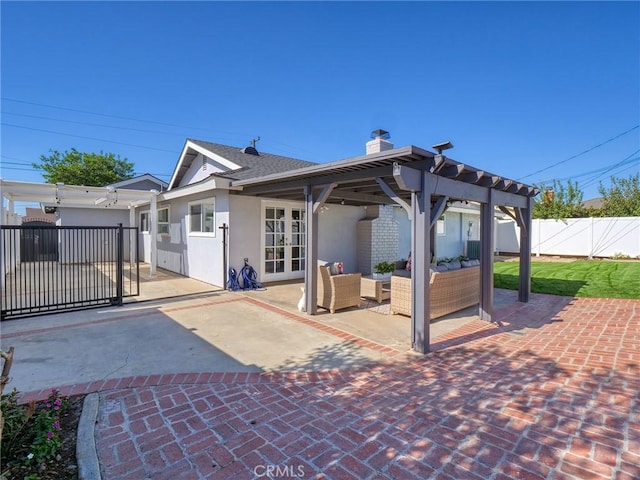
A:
[[232, 145, 538, 353], [0, 179, 160, 274]]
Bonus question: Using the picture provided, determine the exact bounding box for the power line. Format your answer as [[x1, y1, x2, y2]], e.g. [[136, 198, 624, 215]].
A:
[[2, 111, 181, 137], [1, 97, 254, 138], [541, 150, 640, 185], [1, 123, 180, 154], [1, 98, 321, 160], [518, 125, 639, 181]]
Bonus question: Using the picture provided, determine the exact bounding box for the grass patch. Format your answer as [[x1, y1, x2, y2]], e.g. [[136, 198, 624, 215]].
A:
[[493, 260, 640, 299]]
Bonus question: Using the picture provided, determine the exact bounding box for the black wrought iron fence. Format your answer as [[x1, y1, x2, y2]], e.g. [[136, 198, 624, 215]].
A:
[[1, 224, 139, 320]]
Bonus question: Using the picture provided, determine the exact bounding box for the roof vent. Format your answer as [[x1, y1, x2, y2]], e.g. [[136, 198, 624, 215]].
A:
[[241, 136, 261, 156], [366, 129, 393, 154]]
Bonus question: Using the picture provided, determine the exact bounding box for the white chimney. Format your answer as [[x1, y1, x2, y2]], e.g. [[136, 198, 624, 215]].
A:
[[366, 129, 393, 154]]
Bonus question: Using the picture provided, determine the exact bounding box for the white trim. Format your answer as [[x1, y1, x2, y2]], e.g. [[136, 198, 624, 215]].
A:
[[108, 174, 168, 190], [140, 210, 150, 233], [437, 214, 446, 235], [187, 198, 216, 237], [157, 206, 170, 235], [169, 140, 242, 189], [260, 200, 306, 282], [160, 176, 229, 200]]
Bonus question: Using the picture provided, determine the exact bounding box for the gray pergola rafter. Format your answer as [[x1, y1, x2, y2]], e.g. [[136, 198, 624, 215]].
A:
[[231, 145, 538, 353]]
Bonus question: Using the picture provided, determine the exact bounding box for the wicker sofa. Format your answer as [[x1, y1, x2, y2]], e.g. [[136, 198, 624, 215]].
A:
[[390, 265, 480, 319], [317, 265, 362, 314]]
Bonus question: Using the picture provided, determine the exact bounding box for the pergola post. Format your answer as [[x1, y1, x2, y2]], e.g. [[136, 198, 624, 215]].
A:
[[150, 192, 158, 276], [304, 186, 319, 314], [479, 189, 495, 321], [518, 197, 533, 302], [129, 207, 136, 264], [411, 172, 433, 353]]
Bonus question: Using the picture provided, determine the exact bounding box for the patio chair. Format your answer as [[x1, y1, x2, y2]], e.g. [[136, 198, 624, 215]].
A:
[[317, 265, 362, 313]]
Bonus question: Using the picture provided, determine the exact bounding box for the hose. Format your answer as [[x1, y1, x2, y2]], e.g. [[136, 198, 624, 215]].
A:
[[227, 268, 241, 291], [240, 262, 263, 290]]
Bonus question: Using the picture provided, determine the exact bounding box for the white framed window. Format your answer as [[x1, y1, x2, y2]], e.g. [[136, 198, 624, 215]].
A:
[[140, 211, 150, 233], [158, 207, 170, 235], [188, 199, 215, 236], [437, 214, 446, 235]]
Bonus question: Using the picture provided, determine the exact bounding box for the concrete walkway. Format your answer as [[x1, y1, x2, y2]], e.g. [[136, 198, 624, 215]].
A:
[[2, 288, 638, 479]]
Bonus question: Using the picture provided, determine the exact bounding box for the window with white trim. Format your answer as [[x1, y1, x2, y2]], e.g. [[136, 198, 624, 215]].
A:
[[437, 214, 446, 235], [140, 211, 150, 233], [158, 207, 169, 235], [188, 199, 215, 235]]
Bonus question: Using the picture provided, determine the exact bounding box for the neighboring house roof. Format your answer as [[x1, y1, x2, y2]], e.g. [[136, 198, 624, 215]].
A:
[[582, 197, 604, 210], [108, 173, 168, 191], [22, 207, 56, 224], [168, 139, 316, 189]]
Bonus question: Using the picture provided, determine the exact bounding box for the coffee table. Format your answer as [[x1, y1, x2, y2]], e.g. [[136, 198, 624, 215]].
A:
[[361, 275, 391, 303]]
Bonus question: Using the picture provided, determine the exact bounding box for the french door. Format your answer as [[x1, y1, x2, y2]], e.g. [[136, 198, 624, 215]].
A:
[[262, 204, 306, 282]]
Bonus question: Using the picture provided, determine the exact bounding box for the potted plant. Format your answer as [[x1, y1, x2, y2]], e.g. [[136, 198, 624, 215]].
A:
[[373, 261, 395, 280]]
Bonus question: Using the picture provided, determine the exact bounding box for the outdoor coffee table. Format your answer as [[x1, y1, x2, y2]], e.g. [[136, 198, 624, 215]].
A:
[[361, 275, 391, 304]]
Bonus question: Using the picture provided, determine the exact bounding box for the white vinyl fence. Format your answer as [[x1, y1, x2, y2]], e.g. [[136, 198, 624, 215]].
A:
[[496, 217, 640, 258]]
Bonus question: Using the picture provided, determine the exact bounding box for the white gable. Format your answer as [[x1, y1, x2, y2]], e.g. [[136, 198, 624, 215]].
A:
[[169, 140, 242, 189]]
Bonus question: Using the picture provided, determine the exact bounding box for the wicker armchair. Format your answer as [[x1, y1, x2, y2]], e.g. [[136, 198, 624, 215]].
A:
[[317, 265, 362, 313]]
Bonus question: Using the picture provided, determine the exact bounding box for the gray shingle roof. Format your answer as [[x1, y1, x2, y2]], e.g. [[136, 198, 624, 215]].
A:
[[189, 139, 317, 181]]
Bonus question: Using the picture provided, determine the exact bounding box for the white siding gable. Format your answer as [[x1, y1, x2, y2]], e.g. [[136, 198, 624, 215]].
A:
[[179, 153, 238, 187]]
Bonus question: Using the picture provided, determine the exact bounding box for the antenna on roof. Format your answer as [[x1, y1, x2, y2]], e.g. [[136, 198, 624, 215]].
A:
[[251, 136, 260, 148]]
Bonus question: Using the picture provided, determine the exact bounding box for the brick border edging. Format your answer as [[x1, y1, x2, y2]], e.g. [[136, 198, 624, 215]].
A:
[[17, 317, 499, 404], [17, 369, 356, 403]]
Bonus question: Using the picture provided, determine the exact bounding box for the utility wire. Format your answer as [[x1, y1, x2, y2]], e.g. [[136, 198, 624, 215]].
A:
[[1, 123, 179, 153], [1, 97, 254, 138], [2, 111, 181, 137], [518, 125, 639, 180], [2, 98, 320, 160]]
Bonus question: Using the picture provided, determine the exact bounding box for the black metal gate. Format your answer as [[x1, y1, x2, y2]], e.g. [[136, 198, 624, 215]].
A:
[[1, 224, 139, 320]]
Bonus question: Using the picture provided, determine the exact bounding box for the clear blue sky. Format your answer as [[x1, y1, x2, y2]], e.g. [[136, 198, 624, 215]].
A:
[[2, 1, 639, 210]]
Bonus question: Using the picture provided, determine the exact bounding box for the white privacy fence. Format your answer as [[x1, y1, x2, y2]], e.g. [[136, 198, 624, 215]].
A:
[[496, 217, 640, 258]]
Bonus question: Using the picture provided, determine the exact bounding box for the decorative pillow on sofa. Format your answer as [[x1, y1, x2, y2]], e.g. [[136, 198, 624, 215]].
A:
[[325, 262, 344, 275], [446, 260, 462, 270], [393, 268, 411, 278], [461, 259, 480, 267], [434, 264, 449, 272]]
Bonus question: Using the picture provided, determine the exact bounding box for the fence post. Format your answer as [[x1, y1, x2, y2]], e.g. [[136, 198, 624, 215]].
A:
[[116, 223, 124, 306]]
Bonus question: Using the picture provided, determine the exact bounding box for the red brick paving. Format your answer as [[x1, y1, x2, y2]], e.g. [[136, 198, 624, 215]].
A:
[[18, 293, 640, 478], [70, 295, 637, 479]]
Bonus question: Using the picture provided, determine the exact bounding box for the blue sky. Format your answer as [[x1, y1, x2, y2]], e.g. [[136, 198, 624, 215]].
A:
[[2, 1, 639, 210]]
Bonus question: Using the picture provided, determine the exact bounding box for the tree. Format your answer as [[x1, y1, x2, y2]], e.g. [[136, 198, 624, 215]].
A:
[[598, 173, 640, 217], [533, 179, 586, 219], [33, 148, 134, 186]]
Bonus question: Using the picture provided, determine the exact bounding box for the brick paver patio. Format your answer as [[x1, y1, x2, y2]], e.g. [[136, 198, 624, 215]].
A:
[[86, 295, 640, 478]]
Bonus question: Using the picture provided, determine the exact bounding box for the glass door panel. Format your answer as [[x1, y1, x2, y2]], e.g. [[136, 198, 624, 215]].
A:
[[290, 208, 305, 272], [263, 205, 306, 280]]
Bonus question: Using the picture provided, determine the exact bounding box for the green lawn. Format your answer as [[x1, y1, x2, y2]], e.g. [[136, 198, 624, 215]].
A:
[[493, 260, 640, 299]]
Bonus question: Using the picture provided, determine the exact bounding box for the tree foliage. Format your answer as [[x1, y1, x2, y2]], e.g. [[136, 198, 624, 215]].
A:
[[598, 173, 640, 217], [33, 148, 134, 186], [533, 179, 586, 219]]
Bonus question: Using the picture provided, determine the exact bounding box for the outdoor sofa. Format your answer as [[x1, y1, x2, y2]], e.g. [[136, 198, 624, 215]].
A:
[[390, 260, 480, 319]]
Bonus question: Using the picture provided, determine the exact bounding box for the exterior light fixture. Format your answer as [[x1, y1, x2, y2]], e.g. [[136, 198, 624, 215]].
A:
[[432, 141, 454, 154]]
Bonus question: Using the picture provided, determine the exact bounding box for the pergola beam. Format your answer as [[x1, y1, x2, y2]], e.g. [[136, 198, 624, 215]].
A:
[[375, 178, 411, 217], [313, 183, 337, 214]]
